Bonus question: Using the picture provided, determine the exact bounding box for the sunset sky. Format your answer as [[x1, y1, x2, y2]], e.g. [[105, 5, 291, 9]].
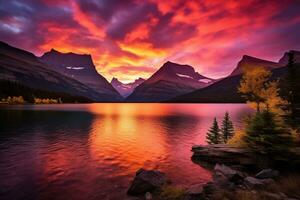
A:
[[1, 0, 300, 83]]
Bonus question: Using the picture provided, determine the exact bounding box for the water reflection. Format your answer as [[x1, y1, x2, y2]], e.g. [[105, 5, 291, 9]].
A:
[[0, 104, 252, 200]]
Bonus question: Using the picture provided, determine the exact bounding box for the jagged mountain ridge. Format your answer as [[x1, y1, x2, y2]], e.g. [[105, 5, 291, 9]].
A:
[[111, 77, 145, 97], [40, 49, 122, 101], [278, 50, 300, 65], [126, 61, 214, 102], [229, 55, 281, 77]]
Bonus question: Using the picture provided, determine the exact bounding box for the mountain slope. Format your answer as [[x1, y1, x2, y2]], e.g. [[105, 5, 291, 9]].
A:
[[279, 50, 300, 65], [168, 66, 288, 103], [40, 49, 122, 101], [126, 61, 214, 102], [229, 55, 281, 77], [111, 77, 145, 97], [169, 51, 300, 103], [0, 41, 117, 102]]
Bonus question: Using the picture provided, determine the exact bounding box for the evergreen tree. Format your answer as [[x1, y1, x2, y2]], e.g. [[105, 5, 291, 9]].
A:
[[206, 118, 221, 144], [221, 112, 235, 143], [285, 52, 299, 123], [244, 110, 292, 155]]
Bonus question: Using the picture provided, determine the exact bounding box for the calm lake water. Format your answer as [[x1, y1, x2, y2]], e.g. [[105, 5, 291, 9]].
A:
[[0, 103, 252, 200]]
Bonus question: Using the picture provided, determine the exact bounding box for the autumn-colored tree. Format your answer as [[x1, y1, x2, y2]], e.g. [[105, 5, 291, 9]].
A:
[[221, 112, 234, 143], [239, 67, 287, 114], [239, 67, 292, 157], [239, 67, 271, 112], [206, 118, 221, 144]]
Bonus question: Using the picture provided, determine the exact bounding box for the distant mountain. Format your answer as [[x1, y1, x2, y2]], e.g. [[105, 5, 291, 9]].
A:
[[229, 55, 281, 77], [111, 77, 145, 97], [126, 61, 214, 102], [168, 51, 300, 103], [278, 50, 300, 65], [40, 49, 122, 101], [0, 41, 118, 102]]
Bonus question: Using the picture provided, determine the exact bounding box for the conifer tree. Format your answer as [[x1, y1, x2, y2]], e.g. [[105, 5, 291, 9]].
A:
[[206, 118, 221, 144], [221, 112, 234, 143], [244, 110, 292, 155]]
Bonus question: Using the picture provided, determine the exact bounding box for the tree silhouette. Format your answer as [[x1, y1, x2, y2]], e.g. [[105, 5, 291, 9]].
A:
[[221, 112, 234, 143], [206, 118, 221, 144], [286, 52, 298, 121]]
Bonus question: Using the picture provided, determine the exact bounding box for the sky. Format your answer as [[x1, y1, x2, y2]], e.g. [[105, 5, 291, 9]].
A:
[[1, 0, 300, 83]]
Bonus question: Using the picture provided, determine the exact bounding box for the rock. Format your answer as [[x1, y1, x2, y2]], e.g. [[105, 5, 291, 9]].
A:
[[127, 168, 167, 196], [202, 182, 218, 197], [213, 164, 244, 185], [255, 169, 279, 179], [183, 184, 205, 200], [192, 144, 253, 167], [145, 192, 152, 200], [244, 176, 274, 189]]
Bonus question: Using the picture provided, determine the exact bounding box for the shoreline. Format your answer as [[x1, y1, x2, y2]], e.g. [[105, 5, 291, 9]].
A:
[[126, 144, 300, 200]]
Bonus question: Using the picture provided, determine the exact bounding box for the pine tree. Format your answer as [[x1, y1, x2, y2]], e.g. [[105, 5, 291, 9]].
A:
[[221, 112, 234, 143], [244, 110, 292, 156], [285, 51, 300, 124], [206, 118, 221, 144]]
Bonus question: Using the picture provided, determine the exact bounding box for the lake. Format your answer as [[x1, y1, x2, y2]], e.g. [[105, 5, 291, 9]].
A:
[[0, 103, 252, 200]]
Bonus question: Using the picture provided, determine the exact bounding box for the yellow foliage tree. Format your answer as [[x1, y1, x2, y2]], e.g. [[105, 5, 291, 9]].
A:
[[239, 67, 270, 112], [3, 96, 25, 104], [238, 67, 286, 114]]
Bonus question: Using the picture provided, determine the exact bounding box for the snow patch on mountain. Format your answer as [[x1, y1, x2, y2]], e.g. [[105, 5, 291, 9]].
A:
[[199, 79, 212, 83], [66, 66, 85, 70], [176, 73, 194, 79]]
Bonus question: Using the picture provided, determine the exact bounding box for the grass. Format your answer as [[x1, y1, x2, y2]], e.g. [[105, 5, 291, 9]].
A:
[[267, 174, 300, 199], [211, 174, 300, 200], [212, 190, 267, 200], [155, 185, 186, 200]]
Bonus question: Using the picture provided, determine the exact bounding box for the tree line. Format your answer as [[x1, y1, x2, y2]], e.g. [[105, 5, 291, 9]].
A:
[[0, 80, 92, 103]]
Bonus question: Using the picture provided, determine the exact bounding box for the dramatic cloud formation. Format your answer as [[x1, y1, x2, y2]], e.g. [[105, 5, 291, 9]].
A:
[[1, 0, 300, 82]]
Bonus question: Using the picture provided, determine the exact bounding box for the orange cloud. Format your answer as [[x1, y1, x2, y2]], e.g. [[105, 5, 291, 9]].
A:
[[71, 1, 105, 39]]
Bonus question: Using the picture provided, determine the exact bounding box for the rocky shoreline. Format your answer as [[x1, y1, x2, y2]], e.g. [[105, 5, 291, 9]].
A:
[[126, 144, 300, 200]]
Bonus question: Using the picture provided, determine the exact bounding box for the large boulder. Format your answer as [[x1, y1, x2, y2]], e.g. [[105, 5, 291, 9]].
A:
[[213, 164, 245, 185], [127, 168, 167, 196], [244, 176, 274, 189], [255, 169, 279, 179]]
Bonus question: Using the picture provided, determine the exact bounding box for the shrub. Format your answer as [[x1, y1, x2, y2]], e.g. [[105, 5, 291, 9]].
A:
[[227, 130, 247, 147]]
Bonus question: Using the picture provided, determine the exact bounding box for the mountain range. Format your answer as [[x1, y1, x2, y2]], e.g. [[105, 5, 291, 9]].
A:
[[0, 40, 299, 103], [168, 51, 300, 103], [40, 49, 122, 101], [0, 41, 121, 102]]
